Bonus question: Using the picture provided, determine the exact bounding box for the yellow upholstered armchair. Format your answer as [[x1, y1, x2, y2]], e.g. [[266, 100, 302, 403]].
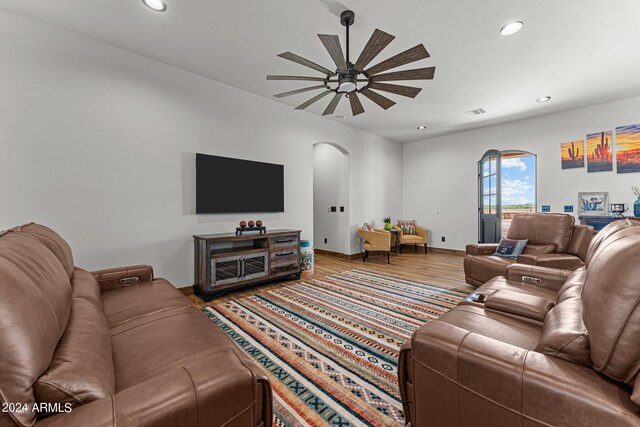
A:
[[358, 227, 391, 263], [395, 223, 428, 254]]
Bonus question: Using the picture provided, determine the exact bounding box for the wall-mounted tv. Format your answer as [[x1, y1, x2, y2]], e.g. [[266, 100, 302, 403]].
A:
[[196, 153, 284, 214]]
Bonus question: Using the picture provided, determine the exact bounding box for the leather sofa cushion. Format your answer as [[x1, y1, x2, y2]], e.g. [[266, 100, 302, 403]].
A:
[[101, 278, 191, 328], [16, 223, 75, 279], [584, 218, 631, 264], [522, 243, 555, 255], [556, 268, 586, 303], [506, 213, 574, 253], [485, 289, 555, 323], [582, 219, 640, 384], [110, 306, 243, 391], [0, 228, 72, 427], [535, 297, 591, 366], [70, 268, 104, 310], [35, 271, 115, 409], [435, 305, 541, 350], [633, 375, 640, 407], [567, 224, 594, 261], [464, 255, 515, 285]]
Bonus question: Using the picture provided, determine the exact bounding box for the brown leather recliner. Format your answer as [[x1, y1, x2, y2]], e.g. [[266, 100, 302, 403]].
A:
[[464, 213, 594, 287], [0, 223, 272, 427], [398, 219, 640, 426]]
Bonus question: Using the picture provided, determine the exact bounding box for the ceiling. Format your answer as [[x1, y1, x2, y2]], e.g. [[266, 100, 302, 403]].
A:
[[2, 0, 640, 143]]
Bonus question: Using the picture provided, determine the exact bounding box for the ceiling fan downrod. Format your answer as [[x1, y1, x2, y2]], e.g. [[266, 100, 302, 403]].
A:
[[340, 10, 354, 64]]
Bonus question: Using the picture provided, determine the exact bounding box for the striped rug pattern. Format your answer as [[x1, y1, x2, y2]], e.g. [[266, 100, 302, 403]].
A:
[[202, 269, 469, 427]]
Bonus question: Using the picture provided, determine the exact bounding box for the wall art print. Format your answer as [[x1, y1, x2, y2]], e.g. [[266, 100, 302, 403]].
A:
[[578, 191, 609, 216], [560, 140, 584, 169], [586, 131, 613, 173], [615, 123, 640, 174]]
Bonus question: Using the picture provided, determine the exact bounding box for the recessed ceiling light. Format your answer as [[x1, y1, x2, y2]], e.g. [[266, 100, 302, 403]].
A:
[[142, 0, 166, 12], [500, 21, 523, 36], [417, 125, 427, 130], [536, 96, 551, 103]]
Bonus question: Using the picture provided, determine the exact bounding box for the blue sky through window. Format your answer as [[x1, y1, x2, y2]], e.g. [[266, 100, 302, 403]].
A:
[[501, 155, 535, 206]]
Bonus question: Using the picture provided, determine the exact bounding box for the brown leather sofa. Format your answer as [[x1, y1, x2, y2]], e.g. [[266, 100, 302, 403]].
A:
[[399, 219, 640, 426], [0, 223, 272, 427], [464, 213, 594, 287]]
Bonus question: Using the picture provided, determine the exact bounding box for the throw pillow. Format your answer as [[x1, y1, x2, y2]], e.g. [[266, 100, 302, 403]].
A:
[[362, 222, 374, 231], [493, 238, 528, 258], [397, 220, 417, 235]]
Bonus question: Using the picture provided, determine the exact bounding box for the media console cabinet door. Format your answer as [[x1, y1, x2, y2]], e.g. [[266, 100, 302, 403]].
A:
[[211, 255, 241, 286], [243, 251, 269, 281]]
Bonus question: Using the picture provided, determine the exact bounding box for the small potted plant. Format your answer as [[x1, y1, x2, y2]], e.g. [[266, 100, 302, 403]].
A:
[[383, 216, 392, 231], [633, 185, 640, 217]]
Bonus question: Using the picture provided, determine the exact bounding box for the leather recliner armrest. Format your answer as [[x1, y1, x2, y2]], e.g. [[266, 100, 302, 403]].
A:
[[36, 348, 272, 427], [516, 253, 585, 270], [466, 243, 498, 255], [91, 264, 154, 293], [484, 289, 555, 322], [409, 321, 640, 426], [506, 263, 572, 292]]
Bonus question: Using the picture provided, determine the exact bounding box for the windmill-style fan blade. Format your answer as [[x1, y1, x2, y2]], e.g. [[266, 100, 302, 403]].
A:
[[277, 52, 334, 76], [370, 67, 436, 82], [323, 92, 344, 116], [365, 44, 430, 76], [359, 87, 396, 110], [274, 85, 327, 98], [318, 34, 347, 71], [267, 75, 327, 81], [367, 82, 422, 98], [354, 29, 395, 72], [295, 90, 332, 110], [348, 92, 365, 116]]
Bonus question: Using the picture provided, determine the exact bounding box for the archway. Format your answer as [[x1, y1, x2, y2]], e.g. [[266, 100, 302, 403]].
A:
[[313, 142, 350, 255]]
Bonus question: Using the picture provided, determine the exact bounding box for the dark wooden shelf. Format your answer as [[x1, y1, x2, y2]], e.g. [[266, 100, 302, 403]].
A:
[[209, 246, 267, 258]]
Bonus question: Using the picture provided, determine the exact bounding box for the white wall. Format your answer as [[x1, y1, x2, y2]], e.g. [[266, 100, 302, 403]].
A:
[[403, 96, 640, 251], [0, 11, 403, 286], [313, 143, 349, 253]]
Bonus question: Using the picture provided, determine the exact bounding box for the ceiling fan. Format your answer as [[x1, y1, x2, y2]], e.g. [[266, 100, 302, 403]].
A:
[[267, 10, 435, 117]]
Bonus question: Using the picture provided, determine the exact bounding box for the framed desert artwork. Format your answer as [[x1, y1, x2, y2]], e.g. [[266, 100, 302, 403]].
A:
[[578, 192, 608, 216], [586, 131, 613, 172], [615, 123, 640, 174], [560, 140, 584, 169]]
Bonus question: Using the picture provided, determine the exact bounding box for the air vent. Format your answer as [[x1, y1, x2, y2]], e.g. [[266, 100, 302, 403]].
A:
[[466, 108, 486, 115]]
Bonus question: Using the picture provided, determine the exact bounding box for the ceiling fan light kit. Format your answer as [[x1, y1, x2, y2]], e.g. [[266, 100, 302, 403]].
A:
[[267, 10, 435, 117]]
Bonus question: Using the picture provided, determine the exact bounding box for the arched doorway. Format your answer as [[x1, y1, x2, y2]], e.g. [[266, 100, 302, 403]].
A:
[[478, 150, 537, 243], [313, 143, 350, 254]]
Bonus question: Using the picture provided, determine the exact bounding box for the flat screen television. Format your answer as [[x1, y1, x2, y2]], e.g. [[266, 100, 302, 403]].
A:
[[196, 153, 284, 213]]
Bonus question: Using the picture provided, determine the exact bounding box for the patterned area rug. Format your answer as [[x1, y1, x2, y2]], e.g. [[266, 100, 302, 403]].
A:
[[202, 269, 469, 427]]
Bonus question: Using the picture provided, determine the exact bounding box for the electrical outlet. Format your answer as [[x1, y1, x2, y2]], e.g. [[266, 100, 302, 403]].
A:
[[330, 206, 337, 212], [564, 205, 574, 213], [541, 205, 551, 212], [441, 236, 446, 242]]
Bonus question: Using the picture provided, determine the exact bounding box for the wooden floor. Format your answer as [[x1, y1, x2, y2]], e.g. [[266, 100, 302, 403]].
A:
[[186, 249, 472, 308]]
